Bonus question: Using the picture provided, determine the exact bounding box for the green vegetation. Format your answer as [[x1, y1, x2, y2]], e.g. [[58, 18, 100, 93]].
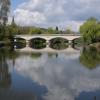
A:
[[80, 17, 100, 44], [65, 28, 73, 34], [46, 27, 59, 34], [0, 0, 11, 41], [29, 28, 42, 34]]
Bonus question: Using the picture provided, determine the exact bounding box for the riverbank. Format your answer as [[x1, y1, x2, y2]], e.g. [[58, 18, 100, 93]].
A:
[[90, 42, 100, 51]]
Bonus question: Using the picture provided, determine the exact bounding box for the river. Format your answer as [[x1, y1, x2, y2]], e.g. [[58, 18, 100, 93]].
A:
[[0, 45, 100, 100]]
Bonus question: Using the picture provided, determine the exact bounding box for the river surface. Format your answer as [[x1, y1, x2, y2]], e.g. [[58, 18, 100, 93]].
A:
[[0, 46, 100, 100]]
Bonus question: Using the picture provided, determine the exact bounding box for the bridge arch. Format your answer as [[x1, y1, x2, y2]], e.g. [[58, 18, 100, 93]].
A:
[[49, 37, 69, 50], [29, 37, 47, 49], [72, 37, 81, 43], [13, 37, 26, 49], [14, 37, 26, 42]]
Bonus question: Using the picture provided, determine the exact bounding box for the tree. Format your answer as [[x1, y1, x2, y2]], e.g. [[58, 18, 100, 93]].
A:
[[80, 17, 100, 44], [65, 28, 72, 34], [0, 0, 10, 25], [10, 16, 18, 35], [47, 27, 58, 34], [0, 0, 10, 38], [11, 16, 16, 26], [56, 26, 59, 31], [55, 26, 59, 34], [47, 27, 54, 34], [29, 28, 42, 34], [4, 16, 18, 40]]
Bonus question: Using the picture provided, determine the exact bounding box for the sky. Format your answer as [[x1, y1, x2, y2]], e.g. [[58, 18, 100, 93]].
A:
[[10, 0, 100, 31]]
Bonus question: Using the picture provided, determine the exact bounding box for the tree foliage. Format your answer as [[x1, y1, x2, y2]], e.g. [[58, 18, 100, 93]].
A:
[[29, 28, 42, 34], [0, 0, 10, 25], [47, 27, 59, 34], [0, 0, 10, 40], [80, 17, 100, 44]]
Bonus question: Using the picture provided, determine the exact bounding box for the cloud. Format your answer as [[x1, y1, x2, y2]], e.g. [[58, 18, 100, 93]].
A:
[[11, 0, 100, 31], [13, 53, 100, 100]]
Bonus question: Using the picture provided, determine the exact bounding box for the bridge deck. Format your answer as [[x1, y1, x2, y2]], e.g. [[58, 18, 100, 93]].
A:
[[15, 34, 81, 37]]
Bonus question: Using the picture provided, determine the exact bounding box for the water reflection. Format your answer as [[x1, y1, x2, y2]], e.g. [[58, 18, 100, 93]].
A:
[[76, 90, 100, 100], [80, 46, 100, 69], [0, 48, 47, 100], [0, 45, 100, 100], [31, 53, 42, 59], [0, 49, 11, 88]]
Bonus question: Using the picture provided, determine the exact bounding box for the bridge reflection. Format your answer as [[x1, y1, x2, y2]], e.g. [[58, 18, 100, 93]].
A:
[[14, 45, 81, 54]]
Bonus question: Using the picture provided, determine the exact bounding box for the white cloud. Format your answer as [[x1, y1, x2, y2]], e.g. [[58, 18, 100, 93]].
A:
[[14, 8, 46, 26], [10, 0, 100, 31]]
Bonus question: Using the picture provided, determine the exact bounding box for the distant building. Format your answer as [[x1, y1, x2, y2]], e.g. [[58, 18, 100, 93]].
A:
[[11, 16, 16, 26]]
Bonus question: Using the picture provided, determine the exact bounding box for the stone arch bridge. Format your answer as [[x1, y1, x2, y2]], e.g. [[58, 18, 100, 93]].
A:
[[15, 34, 81, 43]]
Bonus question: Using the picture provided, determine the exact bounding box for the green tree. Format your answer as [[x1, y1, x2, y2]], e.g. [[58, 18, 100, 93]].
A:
[[0, 0, 10, 25], [18, 26, 30, 35], [29, 28, 42, 34], [80, 17, 100, 44], [47, 27, 58, 34], [65, 28, 72, 34], [56, 26, 59, 31], [0, 0, 11, 39], [55, 26, 59, 34]]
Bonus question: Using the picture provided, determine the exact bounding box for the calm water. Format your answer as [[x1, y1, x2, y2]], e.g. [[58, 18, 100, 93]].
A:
[[0, 46, 100, 100]]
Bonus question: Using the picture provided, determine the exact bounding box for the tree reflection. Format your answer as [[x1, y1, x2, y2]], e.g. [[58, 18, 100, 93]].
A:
[[0, 47, 20, 88], [48, 53, 58, 58], [80, 46, 100, 69], [31, 53, 42, 59], [0, 50, 11, 88]]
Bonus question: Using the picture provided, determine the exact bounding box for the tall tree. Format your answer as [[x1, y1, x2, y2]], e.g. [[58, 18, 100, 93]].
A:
[[80, 17, 100, 44], [0, 0, 10, 25], [0, 0, 10, 39]]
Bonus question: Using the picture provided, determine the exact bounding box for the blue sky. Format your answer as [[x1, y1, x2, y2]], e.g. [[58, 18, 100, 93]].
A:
[[11, 0, 24, 10], [10, 0, 100, 31]]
